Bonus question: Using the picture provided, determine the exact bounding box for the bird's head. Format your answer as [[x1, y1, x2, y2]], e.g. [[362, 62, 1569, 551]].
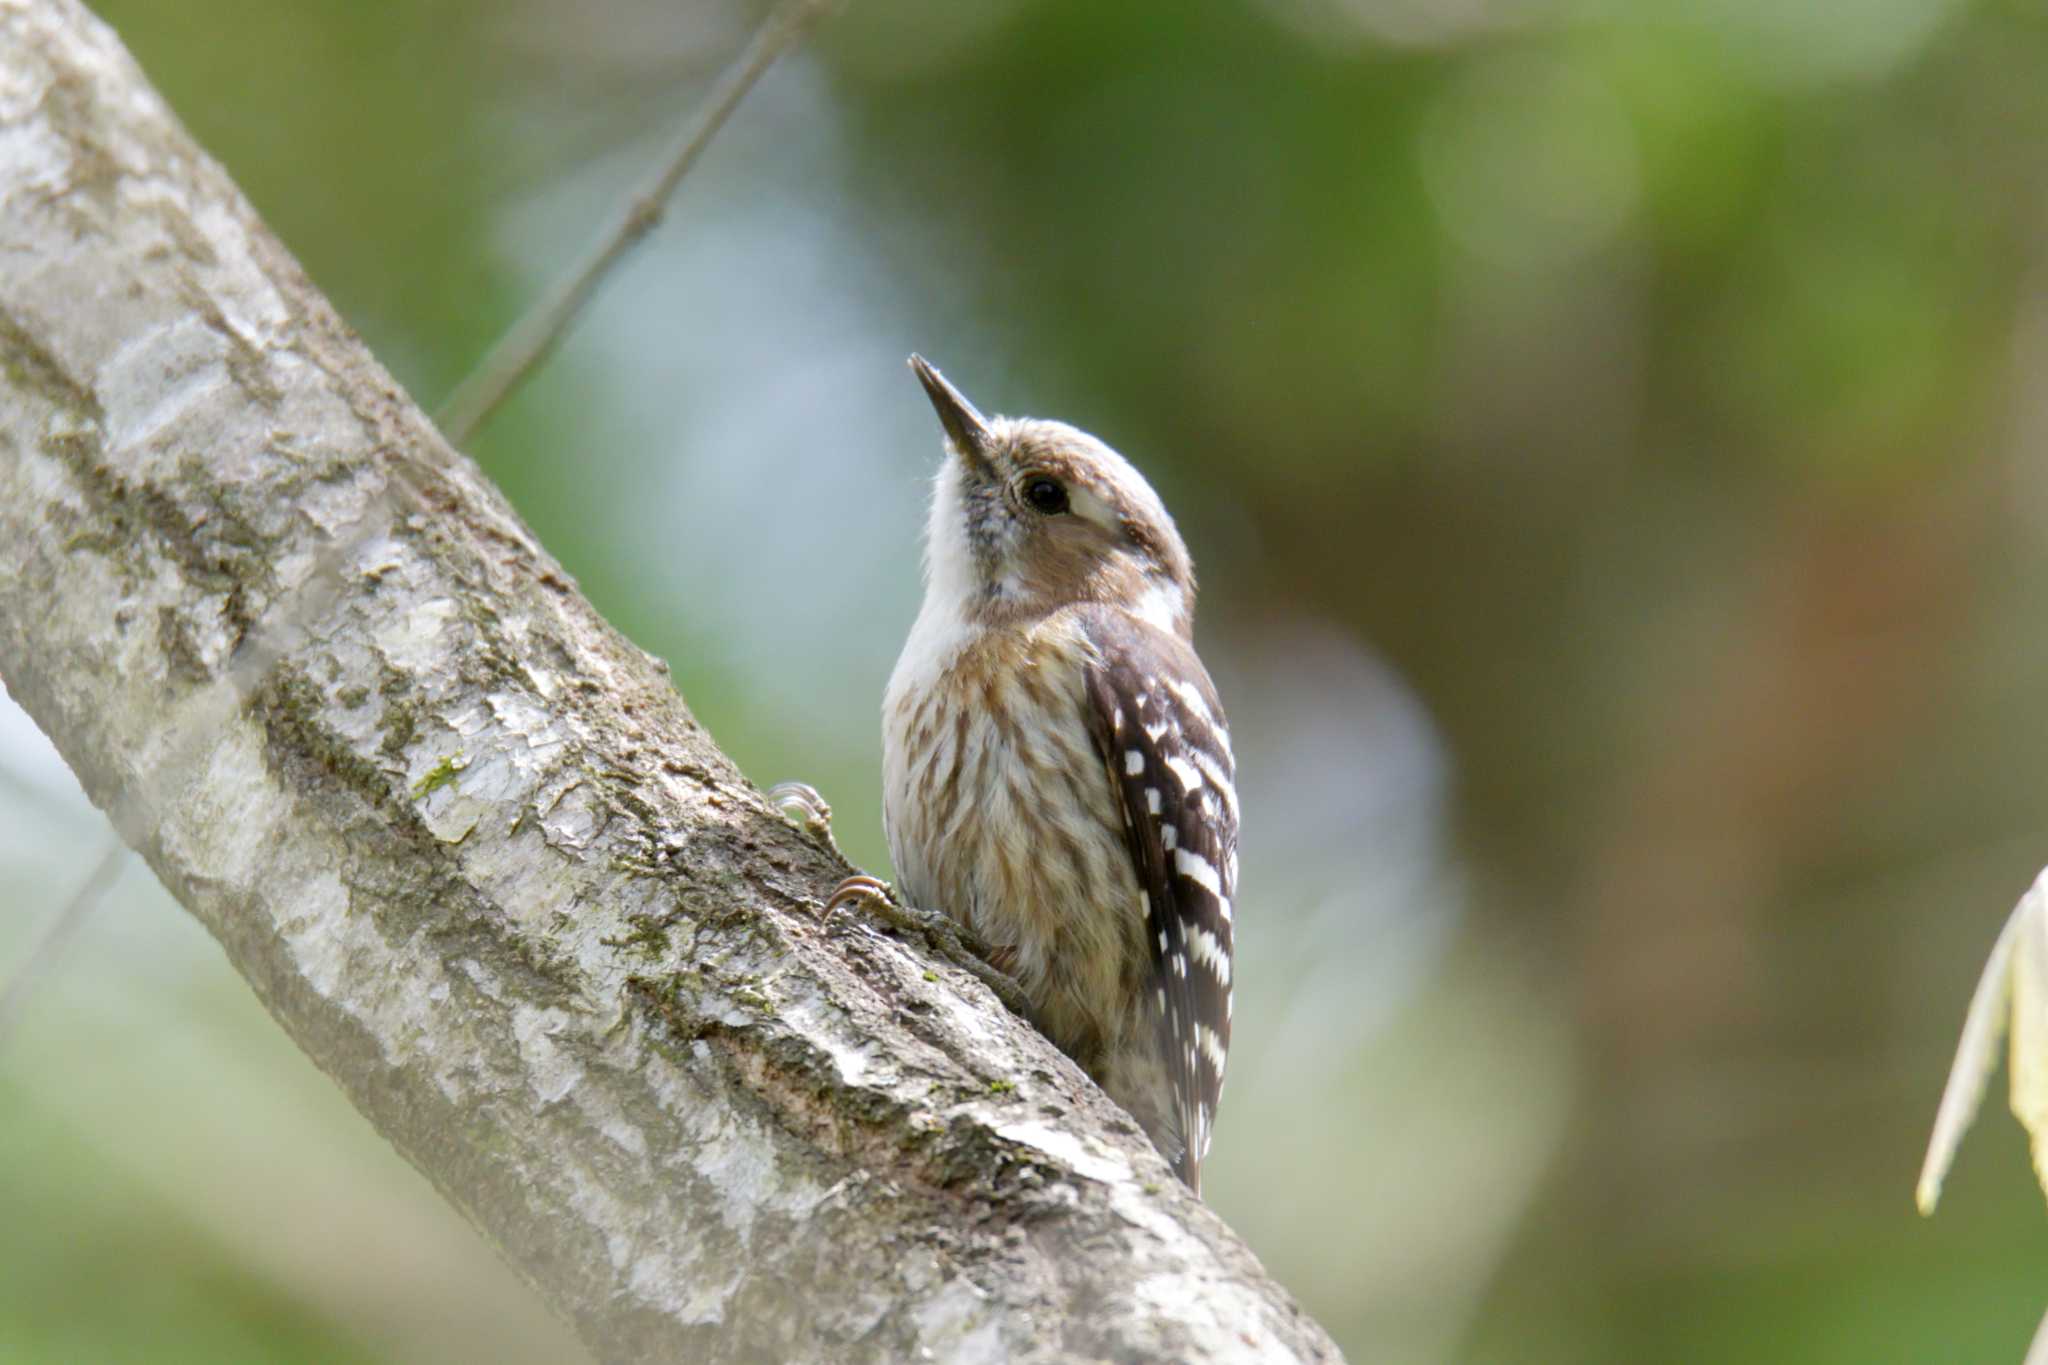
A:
[[909, 355, 1195, 639]]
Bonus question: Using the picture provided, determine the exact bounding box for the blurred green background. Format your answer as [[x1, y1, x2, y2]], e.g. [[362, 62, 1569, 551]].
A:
[[5, 0, 2048, 1359]]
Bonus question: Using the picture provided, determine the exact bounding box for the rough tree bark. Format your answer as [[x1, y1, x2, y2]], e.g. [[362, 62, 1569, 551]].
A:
[[0, 2, 1341, 1361]]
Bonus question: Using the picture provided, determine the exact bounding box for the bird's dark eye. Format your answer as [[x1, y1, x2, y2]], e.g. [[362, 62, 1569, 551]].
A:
[[1023, 476, 1069, 515]]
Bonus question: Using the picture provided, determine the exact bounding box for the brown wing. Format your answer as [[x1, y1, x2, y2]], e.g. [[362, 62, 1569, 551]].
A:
[[1078, 608, 1237, 1190]]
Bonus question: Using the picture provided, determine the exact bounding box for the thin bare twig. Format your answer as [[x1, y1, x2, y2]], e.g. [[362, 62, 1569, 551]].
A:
[[0, 4, 1343, 1353], [0, 0, 834, 1067], [0, 838, 124, 1051], [436, 0, 839, 446]]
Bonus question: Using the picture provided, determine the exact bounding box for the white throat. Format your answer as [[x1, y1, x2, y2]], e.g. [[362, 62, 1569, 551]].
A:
[[888, 460, 992, 709]]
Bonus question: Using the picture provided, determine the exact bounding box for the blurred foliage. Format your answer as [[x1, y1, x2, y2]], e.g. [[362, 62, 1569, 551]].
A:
[[6, 0, 2048, 1358], [0, 1083, 376, 1365]]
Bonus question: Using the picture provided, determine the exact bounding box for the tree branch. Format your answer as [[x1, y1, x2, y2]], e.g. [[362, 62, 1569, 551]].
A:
[[0, 836, 123, 1049], [434, 0, 838, 446], [0, 3, 1339, 1361]]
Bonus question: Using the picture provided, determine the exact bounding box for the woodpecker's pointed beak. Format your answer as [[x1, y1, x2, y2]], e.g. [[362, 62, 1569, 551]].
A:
[[909, 354, 994, 465]]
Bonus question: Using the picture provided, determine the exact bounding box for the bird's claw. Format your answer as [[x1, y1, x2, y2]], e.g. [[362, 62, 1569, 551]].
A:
[[773, 784, 1030, 1016], [768, 780, 852, 862], [823, 872, 891, 916], [768, 780, 833, 832], [822, 874, 1031, 1017]]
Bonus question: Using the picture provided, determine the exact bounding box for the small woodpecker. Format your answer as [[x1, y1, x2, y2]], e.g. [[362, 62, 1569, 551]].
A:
[[831, 356, 1239, 1194]]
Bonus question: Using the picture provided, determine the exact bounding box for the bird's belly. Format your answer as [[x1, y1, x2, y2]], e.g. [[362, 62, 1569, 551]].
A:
[[883, 674, 1144, 1064]]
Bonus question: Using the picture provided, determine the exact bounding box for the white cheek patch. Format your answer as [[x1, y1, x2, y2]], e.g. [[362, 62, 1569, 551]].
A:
[[1065, 483, 1122, 534], [1131, 579, 1185, 633]]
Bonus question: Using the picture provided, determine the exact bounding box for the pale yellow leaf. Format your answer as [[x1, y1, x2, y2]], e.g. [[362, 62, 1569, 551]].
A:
[[2013, 886, 2048, 1204], [1916, 871, 2035, 1215]]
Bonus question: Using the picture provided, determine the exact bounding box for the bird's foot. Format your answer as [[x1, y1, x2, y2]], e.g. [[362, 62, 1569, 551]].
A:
[[822, 874, 1030, 1017], [770, 782, 1029, 1016], [767, 780, 850, 862]]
